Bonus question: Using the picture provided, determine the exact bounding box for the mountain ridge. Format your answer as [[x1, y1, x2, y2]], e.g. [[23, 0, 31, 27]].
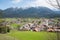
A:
[[0, 7, 60, 18]]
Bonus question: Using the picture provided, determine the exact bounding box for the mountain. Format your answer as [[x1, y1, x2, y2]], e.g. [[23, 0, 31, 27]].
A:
[[1, 7, 60, 18], [0, 9, 4, 18]]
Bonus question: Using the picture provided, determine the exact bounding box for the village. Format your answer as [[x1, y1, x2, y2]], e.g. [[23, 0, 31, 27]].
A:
[[0, 18, 60, 33]]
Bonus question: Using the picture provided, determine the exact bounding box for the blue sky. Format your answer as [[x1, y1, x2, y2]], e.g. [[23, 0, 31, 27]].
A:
[[0, 0, 54, 10]]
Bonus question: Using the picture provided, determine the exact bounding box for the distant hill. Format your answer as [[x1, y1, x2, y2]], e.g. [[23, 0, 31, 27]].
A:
[[0, 9, 4, 18], [0, 7, 60, 18]]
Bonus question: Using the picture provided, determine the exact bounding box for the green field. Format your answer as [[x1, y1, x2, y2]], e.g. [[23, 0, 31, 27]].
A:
[[0, 31, 57, 40]]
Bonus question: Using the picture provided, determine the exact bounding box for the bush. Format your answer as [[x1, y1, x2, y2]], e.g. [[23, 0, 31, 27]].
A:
[[0, 19, 10, 33], [0, 26, 10, 33]]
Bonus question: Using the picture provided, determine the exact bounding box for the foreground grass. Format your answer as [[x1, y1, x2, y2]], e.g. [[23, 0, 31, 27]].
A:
[[0, 34, 18, 40], [7, 31, 57, 40]]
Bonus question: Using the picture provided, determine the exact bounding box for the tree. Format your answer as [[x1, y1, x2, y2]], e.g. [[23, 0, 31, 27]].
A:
[[0, 10, 10, 33], [0, 19, 10, 33], [46, 0, 60, 40], [47, 0, 60, 9]]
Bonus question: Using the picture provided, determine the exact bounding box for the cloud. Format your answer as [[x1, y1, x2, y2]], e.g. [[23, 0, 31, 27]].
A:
[[24, 0, 54, 8], [11, 0, 54, 9], [30, 0, 50, 7], [11, 0, 21, 4]]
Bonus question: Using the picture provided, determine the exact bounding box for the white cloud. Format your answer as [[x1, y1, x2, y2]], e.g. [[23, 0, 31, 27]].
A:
[[32, 0, 48, 6], [24, 0, 54, 8], [12, 0, 21, 4], [11, 0, 55, 9]]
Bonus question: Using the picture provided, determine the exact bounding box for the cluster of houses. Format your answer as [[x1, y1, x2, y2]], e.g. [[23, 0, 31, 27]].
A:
[[18, 19, 60, 32], [0, 18, 60, 33]]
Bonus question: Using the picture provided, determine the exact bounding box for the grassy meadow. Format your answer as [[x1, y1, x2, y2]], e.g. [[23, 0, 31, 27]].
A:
[[0, 31, 57, 40]]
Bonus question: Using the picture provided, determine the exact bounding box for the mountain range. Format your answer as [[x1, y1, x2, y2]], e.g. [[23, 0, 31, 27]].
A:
[[0, 7, 60, 18]]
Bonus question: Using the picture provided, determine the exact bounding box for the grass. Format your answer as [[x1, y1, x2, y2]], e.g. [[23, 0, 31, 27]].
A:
[[0, 34, 18, 40], [10, 23, 23, 28], [0, 30, 57, 40], [10, 23, 19, 28], [7, 31, 57, 40]]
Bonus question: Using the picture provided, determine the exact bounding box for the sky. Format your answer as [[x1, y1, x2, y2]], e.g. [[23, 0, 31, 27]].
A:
[[0, 0, 55, 10]]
